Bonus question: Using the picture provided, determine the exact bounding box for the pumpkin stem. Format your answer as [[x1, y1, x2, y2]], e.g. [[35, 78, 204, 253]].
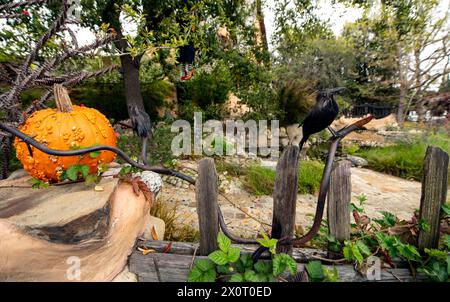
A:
[[54, 84, 73, 113]]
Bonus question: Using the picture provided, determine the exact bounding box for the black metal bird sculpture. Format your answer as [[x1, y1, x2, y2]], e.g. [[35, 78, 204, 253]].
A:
[[128, 103, 152, 165], [299, 87, 346, 150], [252, 87, 346, 263]]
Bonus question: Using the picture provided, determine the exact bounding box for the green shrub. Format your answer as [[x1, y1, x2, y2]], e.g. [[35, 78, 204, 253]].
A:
[[242, 164, 276, 196], [298, 161, 324, 194], [176, 63, 234, 120], [357, 132, 449, 182], [71, 80, 173, 121], [243, 161, 324, 196]]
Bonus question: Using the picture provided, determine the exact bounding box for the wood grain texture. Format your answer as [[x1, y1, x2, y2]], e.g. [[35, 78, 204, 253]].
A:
[[196, 158, 219, 255], [129, 252, 426, 282], [272, 145, 300, 254], [327, 160, 351, 242], [418, 146, 449, 249], [0, 181, 154, 281]]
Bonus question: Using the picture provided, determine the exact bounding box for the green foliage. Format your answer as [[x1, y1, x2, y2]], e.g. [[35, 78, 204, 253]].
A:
[[242, 161, 324, 196], [356, 132, 450, 182], [61, 164, 90, 181], [242, 164, 276, 196], [188, 232, 297, 282], [177, 62, 234, 120], [29, 178, 49, 189], [305, 260, 325, 282], [343, 240, 371, 265], [373, 211, 397, 228], [298, 160, 324, 194], [71, 79, 173, 122]]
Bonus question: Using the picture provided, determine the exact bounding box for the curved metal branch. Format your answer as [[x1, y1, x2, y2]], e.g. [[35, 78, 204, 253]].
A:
[[278, 115, 374, 248], [0, 122, 195, 184]]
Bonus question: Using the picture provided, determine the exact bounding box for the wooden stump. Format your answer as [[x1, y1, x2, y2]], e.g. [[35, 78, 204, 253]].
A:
[[327, 160, 351, 243], [196, 158, 219, 255], [418, 146, 449, 249], [272, 145, 300, 254], [0, 171, 160, 281]]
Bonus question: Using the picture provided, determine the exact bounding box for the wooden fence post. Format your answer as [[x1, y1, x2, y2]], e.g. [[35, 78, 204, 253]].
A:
[[327, 160, 351, 256], [418, 147, 449, 249], [327, 160, 351, 240], [196, 158, 219, 255], [418, 146, 449, 249], [272, 145, 300, 255]]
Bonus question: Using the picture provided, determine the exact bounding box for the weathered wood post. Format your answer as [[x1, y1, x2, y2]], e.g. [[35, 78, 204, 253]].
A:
[[327, 160, 351, 252], [196, 158, 219, 255], [272, 145, 300, 254], [418, 146, 449, 249]]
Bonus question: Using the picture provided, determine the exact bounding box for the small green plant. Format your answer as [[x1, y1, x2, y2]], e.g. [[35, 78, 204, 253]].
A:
[[188, 232, 297, 282], [29, 178, 49, 189]]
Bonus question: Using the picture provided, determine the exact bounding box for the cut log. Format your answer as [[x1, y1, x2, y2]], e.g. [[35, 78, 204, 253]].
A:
[[0, 172, 161, 281]]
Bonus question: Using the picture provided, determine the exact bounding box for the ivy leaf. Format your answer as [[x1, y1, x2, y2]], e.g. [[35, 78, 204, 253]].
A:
[[187, 266, 203, 282], [254, 261, 272, 275], [216, 265, 230, 274], [351, 243, 364, 264], [397, 244, 420, 261], [373, 211, 397, 227], [85, 174, 99, 186], [305, 260, 325, 282], [273, 253, 297, 276], [272, 254, 285, 277], [208, 250, 228, 265], [227, 247, 240, 263], [418, 218, 430, 233], [444, 234, 450, 250], [356, 240, 371, 257], [442, 203, 450, 217], [424, 248, 447, 261], [323, 266, 340, 282], [218, 232, 231, 253], [201, 269, 216, 282], [89, 151, 101, 158], [66, 165, 80, 181], [29, 178, 49, 189], [244, 269, 259, 282], [79, 165, 90, 179], [236, 254, 253, 273], [229, 273, 243, 282], [195, 259, 215, 272]]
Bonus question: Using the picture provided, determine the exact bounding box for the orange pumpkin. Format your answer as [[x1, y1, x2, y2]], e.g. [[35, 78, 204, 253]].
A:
[[14, 84, 117, 182]]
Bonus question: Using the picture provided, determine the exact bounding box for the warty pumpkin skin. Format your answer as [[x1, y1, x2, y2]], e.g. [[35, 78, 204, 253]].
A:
[[14, 85, 117, 182]]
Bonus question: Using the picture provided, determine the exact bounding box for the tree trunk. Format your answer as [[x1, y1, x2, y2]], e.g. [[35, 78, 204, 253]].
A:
[[119, 52, 147, 122], [414, 47, 425, 124], [255, 0, 269, 59], [396, 43, 409, 126]]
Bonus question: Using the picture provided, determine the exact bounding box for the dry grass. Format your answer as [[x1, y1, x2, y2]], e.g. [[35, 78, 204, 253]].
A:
[[150, 197, 199, 242]]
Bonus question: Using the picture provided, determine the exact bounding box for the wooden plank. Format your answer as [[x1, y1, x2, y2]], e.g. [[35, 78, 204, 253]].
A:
[[327, 160, 351, 244], [129, 252, 426, 282], [137, 240, 329, 263], [272, 145, 300, 254], [196, 158, 219, 255], [418, 146, 449, 249]]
